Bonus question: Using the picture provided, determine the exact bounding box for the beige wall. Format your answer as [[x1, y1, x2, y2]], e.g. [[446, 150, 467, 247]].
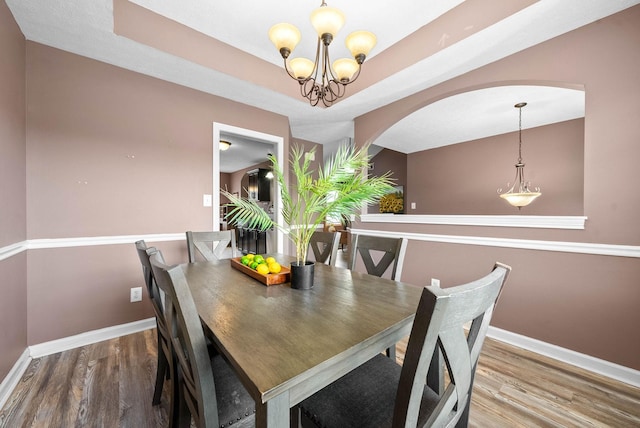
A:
[[0, 0, 27, 380], [354, 6, 640, 369], [406, 118, 584, 215], [368, 148, 407, 214], [24, 42, 291, 345]]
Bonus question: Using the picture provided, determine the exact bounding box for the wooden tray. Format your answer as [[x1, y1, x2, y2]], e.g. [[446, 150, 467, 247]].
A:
[[230, 257, 290, 286]]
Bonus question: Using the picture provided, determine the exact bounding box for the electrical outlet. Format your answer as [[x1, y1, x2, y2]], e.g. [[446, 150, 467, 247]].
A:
[[203, 194, 212, 207], [130, 287, 143, 302], [431, 278, 440, 287]]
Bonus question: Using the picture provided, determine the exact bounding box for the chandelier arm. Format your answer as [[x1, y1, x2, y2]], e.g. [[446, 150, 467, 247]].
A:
[[347, 65, 363, 84], [300, 79, 320, 106], [310, 36, 323, 83], [282, 58, 303, 81], [326, 80, 345, 100]]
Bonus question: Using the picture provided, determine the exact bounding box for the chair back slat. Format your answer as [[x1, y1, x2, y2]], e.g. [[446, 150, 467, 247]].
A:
[[308, 231, 341, 266], [186, 230, 237, 262]]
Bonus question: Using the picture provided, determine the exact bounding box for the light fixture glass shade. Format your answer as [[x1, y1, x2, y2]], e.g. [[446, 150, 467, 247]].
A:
[[345, 30, 377, 59], [219, 141, 231, 151], [310, 6, 345, 38], [268, 23, 301, 55], [332, 58, 359, 82], [289, 58, 315, 79], [500, 192, 541, 207]]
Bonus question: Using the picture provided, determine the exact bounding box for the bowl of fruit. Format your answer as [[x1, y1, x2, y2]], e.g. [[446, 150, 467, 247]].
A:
[[230, 254, 290, 286]]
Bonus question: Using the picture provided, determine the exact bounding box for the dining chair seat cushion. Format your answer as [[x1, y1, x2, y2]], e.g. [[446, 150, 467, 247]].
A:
[[211, 353, 256, 428], [299, 354, 440, 427]]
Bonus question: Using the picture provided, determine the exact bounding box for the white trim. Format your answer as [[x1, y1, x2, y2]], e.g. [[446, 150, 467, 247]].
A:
[[0, 241, 28, 262], [349, 228, 640, 258], [27, 233, 185, 250], [488, 326, 640, 389], [361, 214, 588, 229], [1, 227, 638, 261], [29, 318, 156, 358], [0, 348, 31, 411]]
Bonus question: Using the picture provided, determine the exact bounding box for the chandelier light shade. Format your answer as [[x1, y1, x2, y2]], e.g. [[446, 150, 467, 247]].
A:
[[268, 0, 376, 107], [498, 102, 542, 209], [219, 140, 231, 151]]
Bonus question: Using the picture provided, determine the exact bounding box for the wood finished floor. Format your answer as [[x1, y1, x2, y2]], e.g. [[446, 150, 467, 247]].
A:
[[1, 329, 639, 427]]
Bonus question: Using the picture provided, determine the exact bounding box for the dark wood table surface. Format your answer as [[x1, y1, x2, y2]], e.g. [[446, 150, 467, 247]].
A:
[[181, 255, 422, 428]]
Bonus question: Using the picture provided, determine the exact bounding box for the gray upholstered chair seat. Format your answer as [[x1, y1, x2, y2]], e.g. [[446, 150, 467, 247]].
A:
[[300, 353, 440, 428], [211, 353, 256, 428]]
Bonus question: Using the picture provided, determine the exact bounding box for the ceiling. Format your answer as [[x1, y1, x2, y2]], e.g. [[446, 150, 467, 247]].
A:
[[7, 0, 639, 158]]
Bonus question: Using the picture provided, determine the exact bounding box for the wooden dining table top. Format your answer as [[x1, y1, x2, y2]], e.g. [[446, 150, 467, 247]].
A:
[[180, 254, 422, 427]]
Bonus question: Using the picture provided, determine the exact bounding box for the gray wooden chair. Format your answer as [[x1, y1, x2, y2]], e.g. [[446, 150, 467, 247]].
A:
[[298, 263, 511, 428], [149, 250, 255, 428], [134, 241, 175, 418], [308, 231, 341, 266], [186, 230, 237, 262], [348, 234, 408, 359]]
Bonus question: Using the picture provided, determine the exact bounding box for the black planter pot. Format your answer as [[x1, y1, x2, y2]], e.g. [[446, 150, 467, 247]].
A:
[[290, 261, 315, 289]]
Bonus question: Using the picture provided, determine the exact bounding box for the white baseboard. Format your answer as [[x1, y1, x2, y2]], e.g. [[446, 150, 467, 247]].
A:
[[0, 348, 31, 411], [488, 326, 640, 389], [29, 317, 156, 358]]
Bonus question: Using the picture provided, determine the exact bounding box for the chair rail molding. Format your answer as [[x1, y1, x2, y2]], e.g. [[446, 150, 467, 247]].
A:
[[0, 241, 28, 262], [349, 228, 640, 258]]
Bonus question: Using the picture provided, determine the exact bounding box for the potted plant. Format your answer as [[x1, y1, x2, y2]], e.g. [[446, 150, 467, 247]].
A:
[[221, 143, 394, 289]]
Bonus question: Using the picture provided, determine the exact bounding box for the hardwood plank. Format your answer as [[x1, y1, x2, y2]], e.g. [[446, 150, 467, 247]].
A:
[[1, 330, 639, 428]]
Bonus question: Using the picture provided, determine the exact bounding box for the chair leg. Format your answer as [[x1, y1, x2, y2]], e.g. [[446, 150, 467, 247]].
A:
[[153, 329, 167, 405], [169, 353, 183, 428], [386, 344, 396, 361], [153, 348, 168, 405]]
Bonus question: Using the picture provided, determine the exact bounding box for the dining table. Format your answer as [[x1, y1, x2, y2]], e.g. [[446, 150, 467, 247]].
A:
[[181, 254, 423, 428]]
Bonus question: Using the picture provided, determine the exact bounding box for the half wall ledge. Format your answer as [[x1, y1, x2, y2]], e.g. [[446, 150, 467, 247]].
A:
[[360, 214, 587, 230]]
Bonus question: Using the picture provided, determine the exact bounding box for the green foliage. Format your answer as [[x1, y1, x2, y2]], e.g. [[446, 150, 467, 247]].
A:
[[221, 143, 394, 264]]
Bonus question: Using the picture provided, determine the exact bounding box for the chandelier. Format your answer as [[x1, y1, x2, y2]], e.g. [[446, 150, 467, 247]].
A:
[[268, 1, 376, 107], [498, 102, 542, 209]]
